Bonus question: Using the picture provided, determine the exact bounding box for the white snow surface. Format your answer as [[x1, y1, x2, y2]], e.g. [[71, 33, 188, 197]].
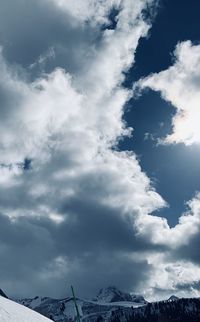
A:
[[0, 296, 52, 322], [86, 299, 145, 308]]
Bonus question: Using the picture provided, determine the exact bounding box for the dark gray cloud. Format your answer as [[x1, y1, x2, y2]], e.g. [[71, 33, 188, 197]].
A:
[[175, 281, 200, 293], [0, 214, 55, 297], [0, 165, 159, 298], [0, 0, 99, 77], [0, 209, 153, 298], [171, 232, 200, 264]]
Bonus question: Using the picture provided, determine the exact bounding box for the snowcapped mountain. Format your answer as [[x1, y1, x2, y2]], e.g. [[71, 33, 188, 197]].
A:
[[0, 295, 52, 322], [167, 295, 179, 302], [93, 286, 146, 305], [16, 287, 147, 321]]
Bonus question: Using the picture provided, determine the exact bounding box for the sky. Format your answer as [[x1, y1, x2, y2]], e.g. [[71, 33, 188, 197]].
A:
[[0, 0, 200, 302]]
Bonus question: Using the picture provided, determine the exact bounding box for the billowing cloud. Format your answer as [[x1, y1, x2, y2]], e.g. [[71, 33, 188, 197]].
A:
[[142, 253, 200, 301], [136, 193, 200, 248], [0, 0, 167, 299], [139, 41, 200, 145], [134, 41, 200, 300], [134, 193, 200, 300], [0, 0, 200, 302]]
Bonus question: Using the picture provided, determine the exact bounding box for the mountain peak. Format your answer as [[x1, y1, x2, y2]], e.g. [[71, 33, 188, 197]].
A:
[[167, 295, 179, 301], [93, 286, 146, 304]]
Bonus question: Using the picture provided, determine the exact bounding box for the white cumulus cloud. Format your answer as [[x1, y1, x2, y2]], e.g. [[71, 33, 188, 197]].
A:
[[139, 41, 200, 145]]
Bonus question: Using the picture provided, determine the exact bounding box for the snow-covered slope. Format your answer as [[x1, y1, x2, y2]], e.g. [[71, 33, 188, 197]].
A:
[[0, 296, 52, 322]]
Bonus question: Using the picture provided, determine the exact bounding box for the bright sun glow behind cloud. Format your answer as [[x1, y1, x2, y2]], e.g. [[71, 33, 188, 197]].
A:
[[140, 41, 200, 145]]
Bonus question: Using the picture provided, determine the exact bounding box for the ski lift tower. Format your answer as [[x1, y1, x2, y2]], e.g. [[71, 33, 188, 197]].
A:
[[71, 285, 81, 322]]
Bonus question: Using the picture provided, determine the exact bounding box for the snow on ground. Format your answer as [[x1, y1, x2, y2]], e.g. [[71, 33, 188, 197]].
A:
[[17, 296, 51, 309], [85, 299, 146, 308], [63, 300, 83, 320], [0, 296, 52, 322]]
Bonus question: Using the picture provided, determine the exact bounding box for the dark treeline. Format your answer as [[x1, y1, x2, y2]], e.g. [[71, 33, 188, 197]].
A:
[[95, 298, 200, 322]]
